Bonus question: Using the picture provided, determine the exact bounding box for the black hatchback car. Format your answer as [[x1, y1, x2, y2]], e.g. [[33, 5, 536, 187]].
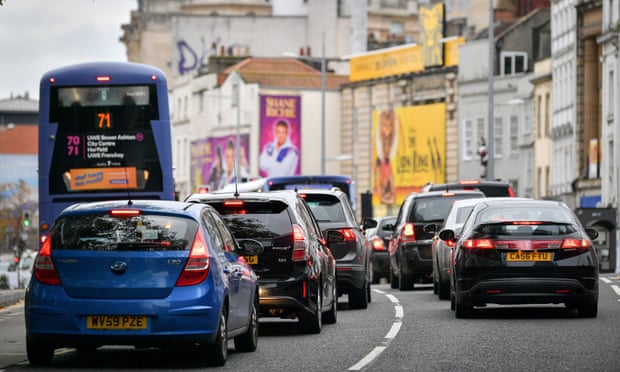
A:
[[440, 199, 599, 318], [185, 191, 337, 333], [298, 188, 373, 309], [365, 216, 397, 284], [387, 190, 485, 290]]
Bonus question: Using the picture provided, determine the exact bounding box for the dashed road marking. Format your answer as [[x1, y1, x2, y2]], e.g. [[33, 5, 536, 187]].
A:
[[600, 277, 611, 284], [610, 284, 620, 296], [348, 289, 402, 371]]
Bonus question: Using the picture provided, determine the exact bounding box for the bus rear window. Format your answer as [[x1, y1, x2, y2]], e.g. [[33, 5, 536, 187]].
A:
[[48, 84, 163, 194]]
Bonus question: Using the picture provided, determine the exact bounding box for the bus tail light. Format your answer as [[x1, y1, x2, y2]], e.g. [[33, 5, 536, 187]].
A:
[[176, 229, 210, 286], [34, 238, 61, 286]]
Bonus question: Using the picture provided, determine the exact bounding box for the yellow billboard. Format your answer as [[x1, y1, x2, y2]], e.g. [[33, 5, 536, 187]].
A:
[[371, 103, 446, 206]]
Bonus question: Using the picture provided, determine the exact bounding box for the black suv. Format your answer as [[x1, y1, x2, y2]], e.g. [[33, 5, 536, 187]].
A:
[[387, 190, 485, 290], [423, 180, 514, 197], [185, 191, 337, 333], [298, 188, 374, 309]]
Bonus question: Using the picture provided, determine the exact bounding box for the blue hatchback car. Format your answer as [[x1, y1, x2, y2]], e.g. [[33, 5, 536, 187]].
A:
[[25, 200, 261, 367]]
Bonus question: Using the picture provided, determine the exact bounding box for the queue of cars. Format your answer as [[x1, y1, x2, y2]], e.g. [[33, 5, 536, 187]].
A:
[[22, 178, 599, 366], [368, 179, 599, 318]]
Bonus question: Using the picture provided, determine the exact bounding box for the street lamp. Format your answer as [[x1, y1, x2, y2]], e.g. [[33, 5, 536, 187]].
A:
[[284, 32, 328, 174], [487, 0, 495, 181], [204, 72, 242, 187]]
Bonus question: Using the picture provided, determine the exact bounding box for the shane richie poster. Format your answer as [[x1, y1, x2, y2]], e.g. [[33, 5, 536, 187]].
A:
[[371, 102, 446, 206]]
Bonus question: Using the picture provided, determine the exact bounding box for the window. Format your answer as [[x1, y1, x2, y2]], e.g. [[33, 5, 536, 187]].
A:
[[494, 117, 503, 158], [500, 52, 528, 75], [510, 116, 518, 155], [463, 120, 473, 160]]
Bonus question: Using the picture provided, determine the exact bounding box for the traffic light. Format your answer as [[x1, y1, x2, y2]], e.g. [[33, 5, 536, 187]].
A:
[[22, 212, 31, 228], [477, 145, 488, 167]]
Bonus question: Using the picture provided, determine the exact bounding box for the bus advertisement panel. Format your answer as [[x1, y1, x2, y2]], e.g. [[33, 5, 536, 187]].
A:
[[258, 94, 301, 178], [190, 133, 250, 193], [38, 62, 174, 241], [371, 103, 446, 207]]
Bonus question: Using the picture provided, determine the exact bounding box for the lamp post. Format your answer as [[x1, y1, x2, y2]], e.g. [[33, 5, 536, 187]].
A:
[[487, 0, 495, 181], [284, 32, 328, 174], [320, 32, 326, 175]]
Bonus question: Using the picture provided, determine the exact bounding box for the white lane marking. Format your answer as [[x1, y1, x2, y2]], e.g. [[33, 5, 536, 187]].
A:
[[385, 321, 402, 339], [348, 289, 402, 371], [394, 305, 403, 319], [348, 347, 386, 371], [600, 277, 611, 284], [611, 285, 620, 296]]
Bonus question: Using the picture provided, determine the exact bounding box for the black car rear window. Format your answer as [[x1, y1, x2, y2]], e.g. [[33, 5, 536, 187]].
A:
[[211, 201, 293, 239], [51, 214, 197, 251]]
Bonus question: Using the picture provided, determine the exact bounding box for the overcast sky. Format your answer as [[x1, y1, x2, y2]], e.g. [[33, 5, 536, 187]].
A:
[[0, 0, 137, 100]]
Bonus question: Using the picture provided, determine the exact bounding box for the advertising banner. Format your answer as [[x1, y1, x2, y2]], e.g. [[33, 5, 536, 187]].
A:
[[259, 95, 301, 178], [190, 134, 250, 192], [372, 103, 446, 206]]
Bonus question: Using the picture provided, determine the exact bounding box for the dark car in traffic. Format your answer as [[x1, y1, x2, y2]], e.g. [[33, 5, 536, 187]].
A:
[[439, 198, 599, 318], [298, 188, 373, 309], [365, 216, 397, 284], [387, 190, 485, 290], [423, 179, 514, 197], [25, 200, 260, 367], [185, 191, 337, 333]]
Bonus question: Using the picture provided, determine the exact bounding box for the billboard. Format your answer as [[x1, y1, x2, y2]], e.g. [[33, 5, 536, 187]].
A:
[[190, 134, 250, 192], [259, 95, 301, 177], [372, 103, 446, 206]]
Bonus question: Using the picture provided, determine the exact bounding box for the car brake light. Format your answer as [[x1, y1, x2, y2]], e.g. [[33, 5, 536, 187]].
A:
[[96, 75, 111, 82], [441, 192, 456, 197], [372, 236, 386, 251], [176, 229, 210, 286], [561, 239, 591, 250], [224, 200, 244, 207], [445, 239, 455, 248], [109, 209, 141, 217], [462, 239, 495, 249], [34, 238, 61, 285], [508, 187, 515, 197], [340, 228, 356, 241], [459, 180, 480, 185], [400, 223, 416, 242], [292, 224, 308, 261]]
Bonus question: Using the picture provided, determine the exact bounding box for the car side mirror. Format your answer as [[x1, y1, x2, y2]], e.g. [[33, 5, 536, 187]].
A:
[[584, 228, 599, 241], [438, 229, 456, 242], [236, 239, 264, 256], [423, 224, 438, 234]]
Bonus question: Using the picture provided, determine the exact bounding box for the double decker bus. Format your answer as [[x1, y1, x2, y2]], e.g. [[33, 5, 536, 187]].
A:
[[37, 62, 174, 241]]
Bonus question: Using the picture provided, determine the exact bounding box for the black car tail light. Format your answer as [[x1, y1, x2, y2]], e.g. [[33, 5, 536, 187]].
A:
[[34, 238, 61, 286], [176, 229, 210, 286], [462, 239, 494, 249], [561, 238, 592, 251], [292, 224, 308, 261], [372, 236, 385, 251], [399, 223, 416, 242]]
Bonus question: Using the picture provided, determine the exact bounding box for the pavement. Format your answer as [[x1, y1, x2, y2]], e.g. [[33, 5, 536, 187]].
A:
[[0, 289, 25, 309]]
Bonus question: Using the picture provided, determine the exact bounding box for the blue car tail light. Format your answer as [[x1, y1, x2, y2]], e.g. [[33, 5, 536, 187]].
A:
[[176, 228, 210, 286]]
